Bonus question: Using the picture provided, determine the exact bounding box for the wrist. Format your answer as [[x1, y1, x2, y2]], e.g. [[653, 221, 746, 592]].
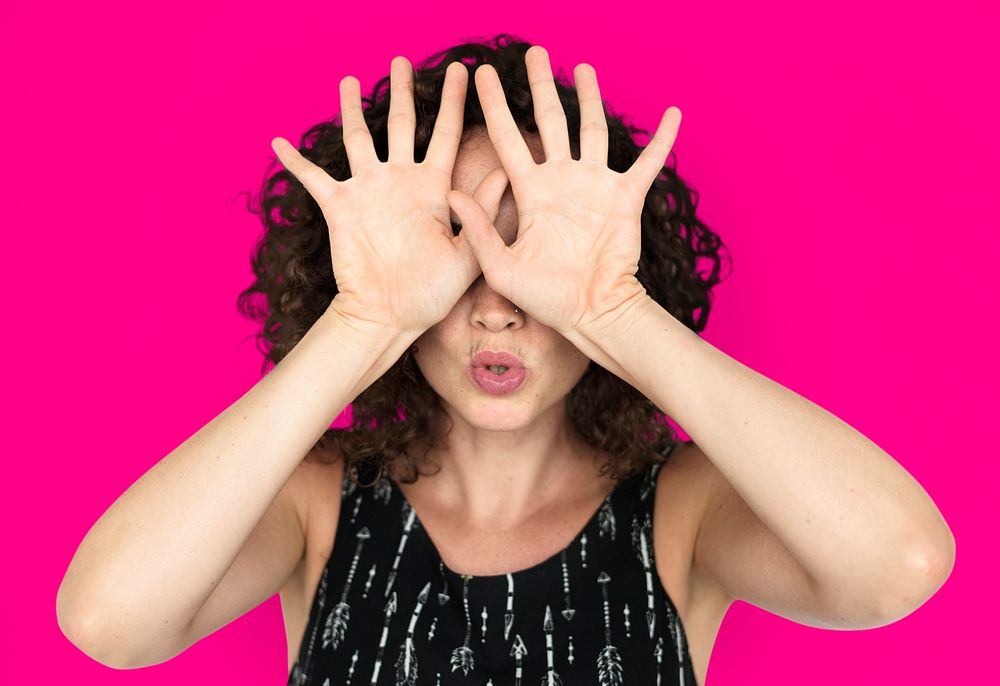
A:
[[571, 291, 659, 345], [569, 295, 698, 402], [323, 298, 419, 347], [313, 303, 422, 399]]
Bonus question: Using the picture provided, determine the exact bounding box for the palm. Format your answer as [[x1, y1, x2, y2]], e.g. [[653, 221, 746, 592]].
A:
[[271, 58, 493, 335], [448, 47, 681, 335], [500, 158, 645, 331], [322, 164, 475, 330]]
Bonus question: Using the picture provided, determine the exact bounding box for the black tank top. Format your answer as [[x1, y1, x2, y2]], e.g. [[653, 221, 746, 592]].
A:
[[287, 443, 697, 685]]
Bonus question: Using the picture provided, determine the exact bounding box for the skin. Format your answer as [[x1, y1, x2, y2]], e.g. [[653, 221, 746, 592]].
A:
[[267, 45, 955, 681], [55, 46, 951, 682], [447, 45, 955, 632], [399, 125, 613, 534]]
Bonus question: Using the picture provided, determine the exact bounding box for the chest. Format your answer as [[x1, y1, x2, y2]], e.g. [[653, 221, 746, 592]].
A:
[[280, 460, 725, 685]]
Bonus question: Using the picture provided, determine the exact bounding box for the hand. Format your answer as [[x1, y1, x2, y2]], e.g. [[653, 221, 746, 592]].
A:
[[445, 45, 682, 336], [271, 57, 510, 337]]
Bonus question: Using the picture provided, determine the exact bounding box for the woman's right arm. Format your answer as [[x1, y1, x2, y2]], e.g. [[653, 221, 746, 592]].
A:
[[56, 55, 503, 669], [55, 304, 418, 668]]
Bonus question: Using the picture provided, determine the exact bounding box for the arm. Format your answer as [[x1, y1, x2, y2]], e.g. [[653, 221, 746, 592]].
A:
[[446, 46, 955, 626], [56, 305, 418, 667], [57, 54, 488, 668], [566, 295, 956, 626]]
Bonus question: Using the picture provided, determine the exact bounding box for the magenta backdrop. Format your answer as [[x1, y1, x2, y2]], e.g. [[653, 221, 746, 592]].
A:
[[8, 1, 995, 683]]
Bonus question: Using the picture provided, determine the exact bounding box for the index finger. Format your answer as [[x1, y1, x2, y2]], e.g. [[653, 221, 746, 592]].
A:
[[271, 137, 338, 210], [623, 107, 682, 197], [474, 64, 536, 183]]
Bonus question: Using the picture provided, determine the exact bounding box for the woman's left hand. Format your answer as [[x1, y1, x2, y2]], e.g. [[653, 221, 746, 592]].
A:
[[446, 45, 682, 335]]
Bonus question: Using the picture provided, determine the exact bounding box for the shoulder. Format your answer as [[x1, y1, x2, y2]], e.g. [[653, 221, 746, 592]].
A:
[[278, 447, 347, 651], [296, 445, 347, 559], [651, 441, 732, 616]]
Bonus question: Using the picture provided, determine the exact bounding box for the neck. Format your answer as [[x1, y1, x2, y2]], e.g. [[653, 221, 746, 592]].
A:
[[395, 403, 610, 529]]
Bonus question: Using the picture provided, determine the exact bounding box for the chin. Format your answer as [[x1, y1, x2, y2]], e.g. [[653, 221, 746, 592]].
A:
[[462, 400, 534, 431], [434, 392, 535, 433]]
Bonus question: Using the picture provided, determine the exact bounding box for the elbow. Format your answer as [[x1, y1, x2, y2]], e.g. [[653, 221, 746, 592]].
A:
[[58, 609, 139, 670], [876, 533, 956, 623], [57, 582, 115, 668], [57, 579, 125, 669], [59, 612, 184, 670], [810, 527, 956, 629], [57, 585, 183, 670]]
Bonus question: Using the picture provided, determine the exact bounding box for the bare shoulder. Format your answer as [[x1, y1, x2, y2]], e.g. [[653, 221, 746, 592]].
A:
[[651, 441, 720, 611], [651, 441, 733, 681], [298, 445, 347, 561], [278, 444, 347, 669]]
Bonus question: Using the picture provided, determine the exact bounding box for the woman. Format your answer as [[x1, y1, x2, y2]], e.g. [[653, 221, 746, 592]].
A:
[[56, 35, 955, 686]]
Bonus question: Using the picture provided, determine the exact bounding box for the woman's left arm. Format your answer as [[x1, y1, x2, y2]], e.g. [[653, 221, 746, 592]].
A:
[[563, 293, 956, 627], [448, 45, 955, 628]]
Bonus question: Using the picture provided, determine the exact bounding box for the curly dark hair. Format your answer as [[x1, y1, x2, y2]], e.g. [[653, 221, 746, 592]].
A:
[[237, 33, 731, 488]]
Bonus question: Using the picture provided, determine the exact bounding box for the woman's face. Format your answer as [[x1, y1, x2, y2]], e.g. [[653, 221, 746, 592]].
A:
[[412, 127, 592, 432]]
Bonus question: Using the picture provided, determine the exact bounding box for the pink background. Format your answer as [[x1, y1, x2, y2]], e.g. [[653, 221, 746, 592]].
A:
[[7, 0, 995, 683]]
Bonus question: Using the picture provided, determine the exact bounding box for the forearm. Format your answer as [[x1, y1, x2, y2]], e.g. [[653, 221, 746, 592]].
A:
[[57, 306, 417, 651], [568, 296, 954, 596]]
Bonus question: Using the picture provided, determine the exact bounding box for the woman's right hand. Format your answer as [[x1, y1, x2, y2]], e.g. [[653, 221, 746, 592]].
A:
[[271, 57, 510, 337]]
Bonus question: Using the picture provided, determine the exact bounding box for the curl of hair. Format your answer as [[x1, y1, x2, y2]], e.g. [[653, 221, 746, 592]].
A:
[[237, 33, 732, 488]]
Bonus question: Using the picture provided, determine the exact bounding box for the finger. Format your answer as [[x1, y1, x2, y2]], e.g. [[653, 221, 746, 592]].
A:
[[446, 188, 517, 300], [470, 167, 510, 226], [574, 63, 608, 165], [624, 106, 682, 196], [449, 227, 484, 288], [387, 56, 416, 163], [448, 167, 509, 282], [474, 64, 536, 183], [339, 75, 380, 174], [271, 137, 339, 210], [424, 61, 469, 176], [525, 45, 571, 162]]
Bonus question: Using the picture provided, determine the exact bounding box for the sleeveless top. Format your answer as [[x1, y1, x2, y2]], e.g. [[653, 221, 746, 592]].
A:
[[287, 443, 697, 686]]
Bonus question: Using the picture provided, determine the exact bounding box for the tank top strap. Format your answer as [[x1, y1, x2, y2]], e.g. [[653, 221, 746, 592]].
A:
[[291, 442, 699, 685], [638, 441, 680, 507], [631, 440, 685, 553], [632, 441, 697, 684]]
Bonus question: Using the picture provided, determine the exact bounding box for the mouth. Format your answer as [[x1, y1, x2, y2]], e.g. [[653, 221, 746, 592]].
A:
[[467, 349, 528, 395], [466, 365, 528, 395], [470, 350, 525, 370]]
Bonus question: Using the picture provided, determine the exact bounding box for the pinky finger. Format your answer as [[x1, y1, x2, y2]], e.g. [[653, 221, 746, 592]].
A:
[[624, 107, 682, 194], [271, 136, 338, 209]]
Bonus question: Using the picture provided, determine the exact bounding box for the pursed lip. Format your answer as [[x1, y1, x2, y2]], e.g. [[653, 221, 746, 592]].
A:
[[470, 350, 525, 369]]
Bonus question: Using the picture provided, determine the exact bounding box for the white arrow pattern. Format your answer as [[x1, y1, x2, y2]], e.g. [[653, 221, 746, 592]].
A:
[[289, 456, 694, 685]]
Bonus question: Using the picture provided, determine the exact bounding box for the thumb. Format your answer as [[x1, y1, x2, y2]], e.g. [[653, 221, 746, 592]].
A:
[[471, 166, 510, 224], [446, 187, 516, 298]]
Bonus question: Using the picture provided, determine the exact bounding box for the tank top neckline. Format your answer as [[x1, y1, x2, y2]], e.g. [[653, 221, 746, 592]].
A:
[[383, 465, 649, 583]]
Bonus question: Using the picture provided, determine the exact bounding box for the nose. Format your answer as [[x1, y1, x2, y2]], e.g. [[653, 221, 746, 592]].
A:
[[468, 275, 524, 332]]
